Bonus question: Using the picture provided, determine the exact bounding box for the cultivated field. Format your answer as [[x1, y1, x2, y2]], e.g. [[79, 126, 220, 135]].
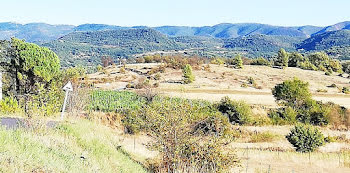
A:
[[89, 64, 350, 108]]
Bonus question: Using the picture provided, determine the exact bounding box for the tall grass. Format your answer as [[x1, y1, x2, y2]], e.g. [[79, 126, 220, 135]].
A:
[[0, 118, 146, 173]]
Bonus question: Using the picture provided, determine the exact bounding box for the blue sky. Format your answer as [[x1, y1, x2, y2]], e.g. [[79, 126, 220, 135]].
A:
[[1, 0, 350, 27]]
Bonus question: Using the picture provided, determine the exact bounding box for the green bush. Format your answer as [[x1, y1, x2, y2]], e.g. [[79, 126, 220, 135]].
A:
[[0, 96, 22, 114], [217, 96, 251, 125], [138, 97, 238, 172], [226, 55, 243, 69], [268, 107, 297, 125], [286, 124, 325, 152], [272, 77, 312, 108], [298, 60, 318, 71], [275, 48, 289, 67], [288, 52, 304, 67], [342, 87, 350, 94], [182, 64, 195, 84], [297, 99, 331, 126], [250, 57, 270, 66]]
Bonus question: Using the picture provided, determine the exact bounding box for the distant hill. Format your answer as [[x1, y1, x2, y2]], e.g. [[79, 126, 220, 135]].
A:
[[298, 30, 350, 51], [156, 23, 323, 38], [0, 22, 74, 42], [223, 34, 304, 57], [313, 21, 350, 35], [43, 29, 184, 67], [172, 36, 223, 48], [2, 21, 350, 66], [0, 22, 330, 42]]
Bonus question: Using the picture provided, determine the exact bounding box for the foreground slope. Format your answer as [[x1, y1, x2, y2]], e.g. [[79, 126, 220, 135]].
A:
[[0, 118, 146, 173]]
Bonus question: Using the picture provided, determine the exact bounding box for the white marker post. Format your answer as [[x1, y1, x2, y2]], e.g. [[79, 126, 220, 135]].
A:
[[61, 81, 73, 120]]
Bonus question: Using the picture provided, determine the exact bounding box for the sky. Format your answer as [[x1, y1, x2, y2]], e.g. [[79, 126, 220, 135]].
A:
[[1, 0, 350, 27]]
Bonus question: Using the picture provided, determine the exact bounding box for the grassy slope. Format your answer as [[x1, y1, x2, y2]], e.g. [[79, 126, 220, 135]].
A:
[[0, 118, 147, 173]]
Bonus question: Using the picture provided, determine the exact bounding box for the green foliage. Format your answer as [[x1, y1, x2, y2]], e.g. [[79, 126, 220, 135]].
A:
[[226, 55, 243, 69], [0, 96, 22, 114], [210, 57, 225, 65], [343, 87, 350, 94], [44, 29, 184, 67], [137, 97, 237, 172], [250, 57, 270, 66], [96, 65, 103, 72], [298, 30, 350, 51], [268, 107, 297, 125], [4, 38, 61, 96], [61, 66, 87, 84], [26, 83, 64, 116], [288, 52, 304, 67], [182, 64, 195, 84], [0, 118, 146, 172], [89, 91, 146, 112], [307, 52, 342, 73], [234, 55, 243, 68], [286, 124, 325, 152], [275, 48, 289, 67], [223, 35, 302, 55], [296, 99, 331, 126], [298, 60, 318, 71], [217, 96, 252, 125], [272, 77, 312, 107], [342, 62, 350, 74]]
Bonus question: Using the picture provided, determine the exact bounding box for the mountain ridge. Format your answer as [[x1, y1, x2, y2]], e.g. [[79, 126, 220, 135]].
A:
[[1, 21, 349, 42]]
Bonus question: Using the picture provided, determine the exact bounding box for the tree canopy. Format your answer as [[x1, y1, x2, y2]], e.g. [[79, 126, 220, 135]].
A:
[[2, 38, 61, 95]]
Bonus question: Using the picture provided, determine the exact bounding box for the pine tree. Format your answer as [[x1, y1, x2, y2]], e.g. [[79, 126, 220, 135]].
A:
[[182, 64, 195, 84]]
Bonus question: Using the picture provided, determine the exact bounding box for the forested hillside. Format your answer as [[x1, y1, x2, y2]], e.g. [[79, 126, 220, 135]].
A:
[[223, 35, 303, 56], [43, 29, 184, 66]]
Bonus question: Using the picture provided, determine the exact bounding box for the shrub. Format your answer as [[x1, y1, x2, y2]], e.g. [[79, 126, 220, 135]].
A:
[[268, 107, 297, 125], [241, 83, 248, 88], [227, 55, 243, 69], [120, 67, 126, 74], [298, 60, 318, 71], [272, 78, 312, 108], [329, 83, 337, 88], [217, 96, 251, 125], [234, 55, 243, 69], [288, 52, 304, 67], [286, 124, 325, 152], [249, 132, 278, 143], [154, 73, 161, 80], [144, 56, 154, 63], [0, 96, 22, 114], [275, 48, 289, 67], [96, 65, 103, 72], [342, 62, 350, 74], [343, 87, 350, 94], [135, 57, 145, 63], [210, 58, 225, 65], [250, 57, 270, 66], [139, 97, 238, 172], [316, 89, 328, 93], [182, 64, 195, 84], [247, 77, 256, 85], [297, 99, 331, 126]]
